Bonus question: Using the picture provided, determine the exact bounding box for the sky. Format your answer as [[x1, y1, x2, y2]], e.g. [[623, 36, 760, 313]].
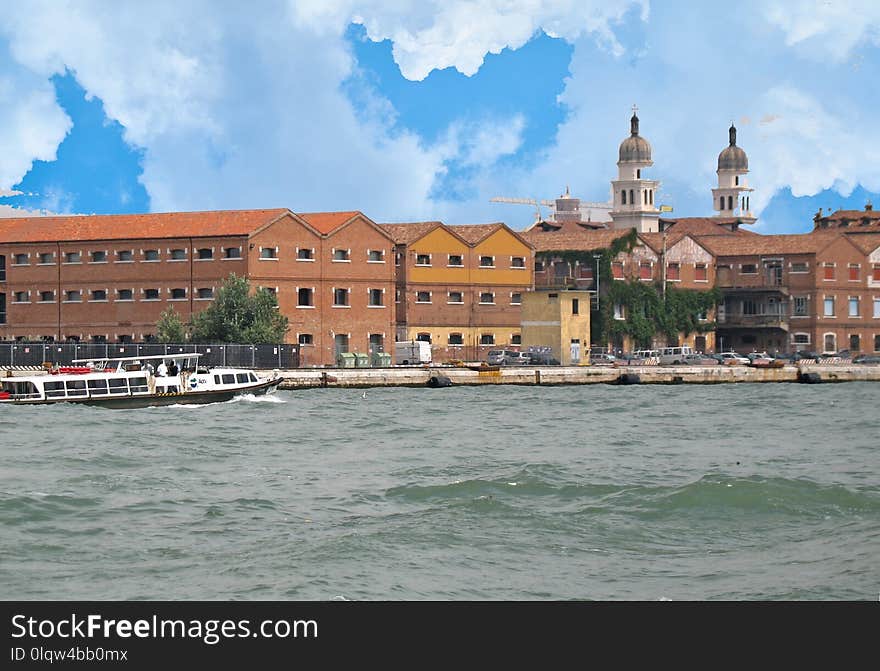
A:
[[1, 0, 879, 233]]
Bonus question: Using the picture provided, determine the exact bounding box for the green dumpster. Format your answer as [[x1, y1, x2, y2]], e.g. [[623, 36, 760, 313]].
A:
[[354, 352, 370, 368], [371, 352, 392, 367], [337, 352, 356, 368]]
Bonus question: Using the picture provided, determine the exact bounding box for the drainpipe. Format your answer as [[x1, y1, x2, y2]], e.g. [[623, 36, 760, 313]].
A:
[[56, 242, 62, 342]]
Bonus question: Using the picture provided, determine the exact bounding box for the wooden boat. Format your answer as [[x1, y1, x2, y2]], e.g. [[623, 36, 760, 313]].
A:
[[466, 363, 501, 372], [0, 354, 282, 408]]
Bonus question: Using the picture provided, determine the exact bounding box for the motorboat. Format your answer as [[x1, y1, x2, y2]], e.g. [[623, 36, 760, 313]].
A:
[[0, 354, 282, 408]]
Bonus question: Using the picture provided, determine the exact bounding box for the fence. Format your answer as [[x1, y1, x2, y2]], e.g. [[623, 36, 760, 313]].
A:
[[0, 343, 299, 370]]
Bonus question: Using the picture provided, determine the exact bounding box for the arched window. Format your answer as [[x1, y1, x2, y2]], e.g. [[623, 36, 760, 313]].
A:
[[629, 189, 634, 205], [636, 169, 641, 179], [643, 190, 647, 204], [719, 197, 724, 210], [728, 196, 733, 210], [622, 190, 627, 205], [735, 176, 739, 186], [746, 196, 749, 210]]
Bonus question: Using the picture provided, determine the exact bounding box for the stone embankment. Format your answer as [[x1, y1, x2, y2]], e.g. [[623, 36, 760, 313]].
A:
[[277, 364, 880, 389]]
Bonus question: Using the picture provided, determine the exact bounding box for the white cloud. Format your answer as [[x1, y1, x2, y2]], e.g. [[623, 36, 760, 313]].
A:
[[0, 204, 56, 218]]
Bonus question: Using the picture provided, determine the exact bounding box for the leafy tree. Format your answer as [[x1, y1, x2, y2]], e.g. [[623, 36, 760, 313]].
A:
[[189, 274, 288, 343], [156, 306, 187, 343]]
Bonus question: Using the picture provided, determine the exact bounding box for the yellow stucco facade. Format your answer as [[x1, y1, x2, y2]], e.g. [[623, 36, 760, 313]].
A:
[[521, 290, 592, 365]]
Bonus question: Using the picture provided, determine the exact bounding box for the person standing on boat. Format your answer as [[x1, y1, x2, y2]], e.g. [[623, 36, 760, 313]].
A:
[[168, 360, 179, 377], [157, 360, 168, 377]]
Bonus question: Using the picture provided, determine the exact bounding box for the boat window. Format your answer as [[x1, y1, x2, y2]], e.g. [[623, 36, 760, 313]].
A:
[[221, 374, 235, 384], [214, 375, 221, 384], [65, 380, 87, 396], [236, 373, 249, 383], [87, 379, 109, 395], [249, 373, 258, 382], [44, 380, 66, 398], [129, 377, 148, 393], [108, 379, 127, 394]]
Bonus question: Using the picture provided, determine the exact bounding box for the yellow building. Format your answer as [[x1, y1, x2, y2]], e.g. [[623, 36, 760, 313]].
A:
[[521, 290, 592, 365], [380, 221, 534, 362]]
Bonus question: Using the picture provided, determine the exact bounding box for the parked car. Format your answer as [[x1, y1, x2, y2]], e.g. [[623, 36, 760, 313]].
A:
[[503, 351, 533, 366], [792, 350, 820, 361], [680, 353, 718, 365], [486, 349, 512, 365], [616, 353, 647, 365], [853, 354, 880, 364], [718, 351, 750, 365], [589, 353, 616, 365]]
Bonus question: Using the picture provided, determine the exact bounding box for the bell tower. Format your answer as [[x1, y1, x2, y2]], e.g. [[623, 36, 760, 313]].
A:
[[610, 106, 661, 232]]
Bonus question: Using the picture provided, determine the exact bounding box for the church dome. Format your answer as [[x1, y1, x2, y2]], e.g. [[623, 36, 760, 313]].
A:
[[718, 124, 748, 171], [618, 113, 652, 163]]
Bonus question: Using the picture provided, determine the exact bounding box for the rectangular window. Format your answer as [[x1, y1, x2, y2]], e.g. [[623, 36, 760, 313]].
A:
[[790, 262, 808, 273], [823, 263, 835, 280], [196, 248, 213, 260], [197, 287, 214, 299], [64, 251, 81, 264], [298, 334, 313, 345], [572, 298, 579, 315], [639, 262, 652, 280], [12, 253, 29, 265], [143, 249, 160, 261], [223, 247, 241, 259], [39, 290, 55, 302], [297, 248, 314, 261], [666, 263, 680, 281], [612, 262, 624, 280], [824, 296, 835, 316], [368, 289, 383, 306], [511, 293, 522, 305], [793, 333, 811, 346], [741, 263, 757, 274], [479, 256, 494, 268], [873, 265, 880, 282], [850, 334, 861, 352], [415, 254, 431, 266], [849, 264, 860, 281], [13, 291, 29, 303], [64, 290, 81, 302], [874, 298, 880, 319], [170, 288, 186, 300], [143, 289, 160, 301], [480, 334, 495, 345], [90, 290, 107, 302], [333, 288, 349, 306], [169, 248, 186, 260], [38, 252, 54, 264], [511, 334, 522, 345], [793, 296, 808, 316], [448, 254, 463, 267], [534, 260, 545, 272], [117, 289, 133, 301], [297, 288, 313, 307], [333, 249, 350, 261], [368, 250, 384, 262], [448, 291, 463, 304], [613, 303, 625, 320], [108, 378, 127, 394], [479, 292, 495, 304], [87, 379, 109, 396], [511, 256, 525, 268], [65, 380, 87, 397], [849, 297, 860, 317], [90, 251, 107, 263], [260, 247, 277, 259], [416, 291, 431, 303], [116, 250, 134, 262], [221, 374, 235, 384], [448, 333, 463, 345], [875, 334, 880, 351], [695, 264, 708, 282]]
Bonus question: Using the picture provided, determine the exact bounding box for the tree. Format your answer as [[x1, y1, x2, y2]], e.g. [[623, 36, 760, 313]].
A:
[[189, 274, 289, 343], [156, 306, 187, 343]]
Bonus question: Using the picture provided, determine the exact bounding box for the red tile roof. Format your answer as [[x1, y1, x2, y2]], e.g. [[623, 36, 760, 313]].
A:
[[698, 232, 843, 257], [377, 221, 444, 245], [446, 223, 505, 244], [0, 209, 290, 244], [297, 211, 364, 235], [522, 228, 633, 252], [843, 232, 880, 253]]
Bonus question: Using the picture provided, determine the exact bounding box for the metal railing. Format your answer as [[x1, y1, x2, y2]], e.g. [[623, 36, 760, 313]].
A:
[[0, 343, 299, 369]]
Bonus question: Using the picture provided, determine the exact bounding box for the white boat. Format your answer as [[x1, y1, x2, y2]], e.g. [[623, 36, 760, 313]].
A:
[[0, 354, 283, 408]]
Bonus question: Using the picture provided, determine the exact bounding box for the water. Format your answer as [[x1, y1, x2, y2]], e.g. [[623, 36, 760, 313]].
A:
[[1, 383, 878, 600]]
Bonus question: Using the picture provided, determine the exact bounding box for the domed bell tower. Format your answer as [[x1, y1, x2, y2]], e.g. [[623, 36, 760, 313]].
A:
[[610, 106, 661, 233], [712, 124, 755, 225]]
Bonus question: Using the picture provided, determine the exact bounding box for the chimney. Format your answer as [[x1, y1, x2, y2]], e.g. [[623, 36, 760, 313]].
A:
[[866, 201, 873, 212]]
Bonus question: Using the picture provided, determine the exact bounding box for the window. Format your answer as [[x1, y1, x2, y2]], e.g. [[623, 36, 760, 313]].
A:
[[298, 334, 313, 346], [416, 333, 431, 343], [849, 297, 860, 317], [261, 287, 276, 296], [448, 291, 463, 304], [874, 298, 880, 319], [639, 262, 652, 280], [613, 303, 625, 320], [333, 288, 349, 306], [64, 290, 81, 302], [741, 263, 757, 274], [666, 263, 680, 281], [873, 265, 880, 282], [479, 256, 494, 267], [88, 379, 109, 396], [511, 293, 522, 305], [116, 250, 133, 262], [369, 334, 384, 353], [480, 334, 495, 345], [170, 288, 186, 300], [297, 288, 313, 307], [0, 293, 4, 324], [107, 378, 127, 395], [39, 290, 54, 302], [368, 289, 384, 306], [197, 287, 214, 299], [622, 190, 627, 205], [64, 251, 81, 264], [368, 250, 384, 262], [448, 333, 463, 345], [824, 296, 835, 316], [395, 252, 402, 266], [117, 289, 133, 301], [221, 374, 235, 384], [534, 260, 544, 272], [875, 334, 880, 352], [143, 289, 160, 300], [511, 256, 525, 268], [143, 249, 160, 261], [170, 248, 186, 261], [572, 298, 579, 315], [333, 249, 350, 261], [297, 248, 314, 260], [850, 334, 861, 351], [611, 262, 624, 279], [824, 333, 836, 352], [695, 264, 708, 282], [579, 265, 593, 280], [448, 254, 463, 267], [793, 296, 808, 316], [728, 195, 733, 210], [260, 247, 277, 260], [823, 263, 835, 280], [38, 252, 54, 264], [511, 334, 522, 345], [415, 254, 431, 266], [13, 290, 29, 303], [66, 380, 87, 397], [416, 291, 431, 303], [479, 292, 495, 304], [89, 290, 107, 302], [849, 264, 860, 281], [791, 262, 808, 273], [223, 247, 241, 259], [197, 248, 213, 260], [13, 253, 29, 265]]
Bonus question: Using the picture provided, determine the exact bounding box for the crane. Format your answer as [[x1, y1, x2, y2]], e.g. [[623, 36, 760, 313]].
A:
[[489, 196, 554, 221]]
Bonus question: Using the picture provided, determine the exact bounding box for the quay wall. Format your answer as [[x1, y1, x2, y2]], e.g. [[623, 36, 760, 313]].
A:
[[277, 364, 880, 389]]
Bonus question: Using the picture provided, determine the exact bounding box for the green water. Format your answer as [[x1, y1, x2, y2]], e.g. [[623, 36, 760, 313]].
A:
[[1, 383, 878, 600]]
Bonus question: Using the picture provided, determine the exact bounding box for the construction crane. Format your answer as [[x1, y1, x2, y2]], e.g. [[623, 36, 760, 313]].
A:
[[489, 196, 554, 221]]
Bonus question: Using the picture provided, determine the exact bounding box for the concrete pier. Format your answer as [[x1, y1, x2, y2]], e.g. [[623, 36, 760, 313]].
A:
[[277, 364, 880, 389]]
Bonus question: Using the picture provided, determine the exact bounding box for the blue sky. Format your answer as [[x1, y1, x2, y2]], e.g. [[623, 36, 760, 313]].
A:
[[1, 1, 879, 233]]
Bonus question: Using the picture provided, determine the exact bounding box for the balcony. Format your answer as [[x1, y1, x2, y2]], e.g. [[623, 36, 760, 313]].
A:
[[717, 312, 789, 330]]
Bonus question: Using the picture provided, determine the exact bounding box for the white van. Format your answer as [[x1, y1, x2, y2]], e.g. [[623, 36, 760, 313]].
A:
[[394, 341, 432, 365], [658, 346, 693, 365]]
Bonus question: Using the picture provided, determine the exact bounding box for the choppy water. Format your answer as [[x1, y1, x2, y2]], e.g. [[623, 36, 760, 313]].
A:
[[1, 383, 878, 600]]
